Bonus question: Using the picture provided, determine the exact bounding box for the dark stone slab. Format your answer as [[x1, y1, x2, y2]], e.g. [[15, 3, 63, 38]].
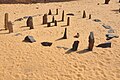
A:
[[102, 24, 111, 29], [97, 42, 111, 48], [82, 10, 86, 18], [66, 13, 74, 16], [24, 36, 36, 43], [41, 42, 52, 46], [93, 19, 101, 22], [71, 40, 79, 51]]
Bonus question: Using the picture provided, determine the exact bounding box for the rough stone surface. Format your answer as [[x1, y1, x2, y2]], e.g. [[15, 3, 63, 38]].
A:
[[24, 36, 36, 43]]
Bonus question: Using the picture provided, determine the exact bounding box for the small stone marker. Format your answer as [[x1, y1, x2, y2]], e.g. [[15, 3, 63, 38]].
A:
[[52, 16, 55, 23], [97, 42, 111, 48], [82, 10, 86, 18], [27, 17, 34, 29], [62, 10, 65, 21], [74, 33, 79, 38], [54, 20, 57, 26], [67, 17, 70, 26], [48, 9, 52, 15], [93, 19, 101, 22], [4, 13, 8, 30], [89, 14, 91, 19], [56, 9, 58, 15], [63, 28, 67, 39], [105, 0, 110, 4], [8, 21, 13, 33], [71, 40, 79, 51], [47, 22, 51, 27], [24, 36, 36, 43], [41, 42, 52, 46], [43, 14, 47, 24], [88, 32, 95, 51]]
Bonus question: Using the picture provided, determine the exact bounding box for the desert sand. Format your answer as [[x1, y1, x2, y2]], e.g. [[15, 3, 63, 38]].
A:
[[0, 0, 120, 80]]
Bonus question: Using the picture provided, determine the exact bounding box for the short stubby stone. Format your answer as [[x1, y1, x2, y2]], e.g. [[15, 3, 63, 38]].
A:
[[24, 36, 36, 43], [97, 42, 111, 48], [102, 24, 111, 29], [41, 42, 52, 46], [93, 19, 101, 22]]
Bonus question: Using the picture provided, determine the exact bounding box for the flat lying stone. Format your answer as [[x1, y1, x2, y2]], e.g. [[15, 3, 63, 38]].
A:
[[102, 24, 111, 29], [93, 19, 101, 22], [97, 42, 111, 48], [41, 42, 52, 46], [66, 13, 74, 16], [24, 36, 36, 43], [106, 34, 119, 40], [108, 29, 114, 33]]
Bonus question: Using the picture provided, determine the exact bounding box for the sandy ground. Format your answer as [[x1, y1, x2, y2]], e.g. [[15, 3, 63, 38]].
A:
[[0, 0, 120, 80]]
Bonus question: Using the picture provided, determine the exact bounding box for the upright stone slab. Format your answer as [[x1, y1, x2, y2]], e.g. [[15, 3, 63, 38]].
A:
[[4, 13, 8, 30], [89, 14, 91, 19], [105, 0, 110, 4], [43, 14, 47, 24], [88, 32, 95, 51], [28, 17, 34, 29], [54, 20, 57, 26], [8, 21, 13, 33], [63, 28, 67, 39], [67, 17, 70, 26], [71, 40, 79, 51], [83, 10, 86, 18], [52, 16, 55, 23], [62, 10, 64, 21], [56, 9, 58, 15], [47, 22, 51, 27], [48, 9, 52, 15]]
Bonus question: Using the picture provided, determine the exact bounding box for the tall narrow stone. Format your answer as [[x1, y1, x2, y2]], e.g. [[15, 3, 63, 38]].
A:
[[62, 10, 64, 21], [8, 21, 13, 33], [27, 16, 34, 29], [67, 17, 70, 26], [71, 40, 79, 51], [52, 16, 55, 23], [83, 10, 86, 18], [42, 14, 47, 24], [56, 9, 58, 15], [48, 9, 52, 15], [88, 32, 95, 51], [4, 13, 8, 30], [63, 28, 67, 39], [105, 0, 110, 4], [89, 14, 91, 19], [54, 20, 57, 26]]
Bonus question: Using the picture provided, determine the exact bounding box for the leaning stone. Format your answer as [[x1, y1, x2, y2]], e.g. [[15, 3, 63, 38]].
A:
[[41, 42, 52, 46], [93, 19, 101, 22], [108, 29, 114, 33], [71, 40, 79, 51], [102, 24, 111, 29], [97, 42, 111, 48], [24, 36, 36, 43]]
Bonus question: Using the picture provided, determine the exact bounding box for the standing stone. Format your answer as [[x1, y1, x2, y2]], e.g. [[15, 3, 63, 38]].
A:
[[62, 10, 64, 21], [89, 14, 91, 19], [8, 21, 13, 33], [52, 16, 55, 23], [56, 9, 58, 15], [47, 22, 51, 27], [4, 13, 8, 30], [105, 0, 110, 4], [83, 10, 86, 18], [43, 14, 47, 24], [88, 32, 95, 51], [54, 20, 57, 26], [63, 28, 67, 39], [27, 16, 34, 29], [67, 17, 70, 26], [48, 9, 52, 15], [71, 40, 79, 51]]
